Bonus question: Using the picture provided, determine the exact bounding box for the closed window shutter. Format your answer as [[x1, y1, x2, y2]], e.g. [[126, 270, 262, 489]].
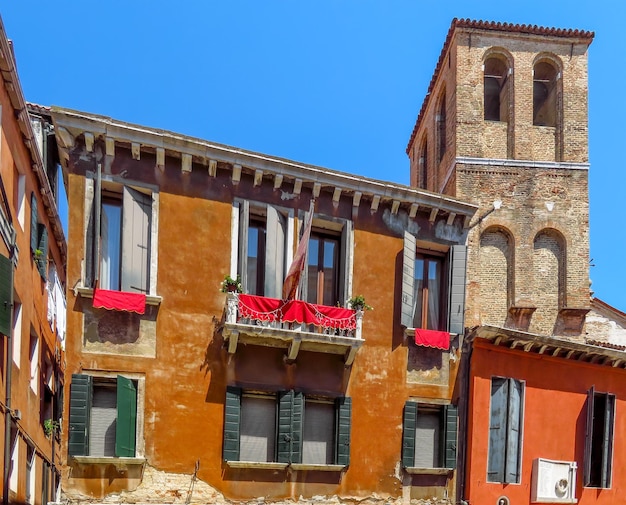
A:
[[37, 224, 48, 279], [291, 391, 304, 464], [121, 187, 151, 293], [583, 386, 595, 487], [223, 386, 241, 461], [447, 245, 467, 335], [0, 254, 12, 336], [265, 205, 286, 298], [68, 374, 92, 456], [115, 375, 137, 457], [277, 390, 293, 463], [488, 377, 507, 482], [30, 192, 38, 253], [402, 401, 417, 468], [443, 404, 458, 469], [334, 397, 351, 466], [402, 231, 416, 328], [504, 379, 522, 483], [601, 393, 615, 488]]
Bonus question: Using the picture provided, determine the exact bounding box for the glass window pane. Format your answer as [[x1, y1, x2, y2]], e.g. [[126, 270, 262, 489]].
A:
[[303, 402, 334, 464], [413, 258, 425, 328], [427, 259, 442, 330], [101, 202, 121, 290]]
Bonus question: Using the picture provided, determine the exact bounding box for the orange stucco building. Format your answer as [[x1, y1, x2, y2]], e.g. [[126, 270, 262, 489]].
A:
[[0, 17, 67, 505]]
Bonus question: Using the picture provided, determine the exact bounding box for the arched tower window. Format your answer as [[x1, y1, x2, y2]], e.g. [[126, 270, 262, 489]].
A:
[[479, 228, 513, 326], [484, 57, 510, 122], [419, 138, 428, 190], [436, 91, 446, 165], [532, 229, 565, 335], [533, 61, 558, 126]]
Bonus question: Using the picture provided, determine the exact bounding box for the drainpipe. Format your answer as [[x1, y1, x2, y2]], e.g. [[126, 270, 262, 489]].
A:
[[458, 331, 474, 505], [2, 242, 16, 505]]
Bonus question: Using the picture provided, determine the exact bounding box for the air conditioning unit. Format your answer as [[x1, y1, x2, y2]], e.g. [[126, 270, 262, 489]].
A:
[[531, 458, 577, 503]]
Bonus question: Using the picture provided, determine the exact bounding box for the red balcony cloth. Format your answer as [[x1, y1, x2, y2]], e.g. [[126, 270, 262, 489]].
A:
[[414, 328, 450, 350], [238, 294, 356, 330], [93, 288, 146, 315]]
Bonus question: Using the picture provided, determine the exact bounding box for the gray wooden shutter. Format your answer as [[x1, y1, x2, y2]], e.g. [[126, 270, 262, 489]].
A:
[[583, 386, 595, 487], [339, 219, 353, 305], [443, 404, 458, 469], [299, 210, 311, 300], [37, 224, 48, 279], [238, 201, 249, 292], [121, 187, 151, 293], [335, 397, 351, 466], [488, 377, 507, 482], [447, 245, 467, 335], [504, 379, 522, 483], [402, 401, 418, 468], [277, 390, 293, 463], [265, 205, 285, 298], [30, 192, 38, 253], [601, 393, 615, 488], [115, 376, 137, 457], [85, 180, 97, 288], [68, 374, 92, 456], [223, 386, 241, 461], [402, 231, 416, 328], [0, 254, 12, 336]]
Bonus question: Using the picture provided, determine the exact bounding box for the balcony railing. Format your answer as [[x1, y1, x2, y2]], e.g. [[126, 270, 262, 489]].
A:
[[222, 293, 364, 365]]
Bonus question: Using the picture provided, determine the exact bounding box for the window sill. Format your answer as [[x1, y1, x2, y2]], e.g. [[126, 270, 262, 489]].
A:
[[75, 286, 162, 306], [404, 466, 453, 475], [290, 464, 346, 472], [226, 461, 288, 470], [71, 456, 146, 466]]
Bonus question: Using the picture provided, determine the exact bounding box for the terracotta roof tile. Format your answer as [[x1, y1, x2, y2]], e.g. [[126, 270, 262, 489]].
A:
[[585, 339, 626, 352], [405, 18, 595, 154]]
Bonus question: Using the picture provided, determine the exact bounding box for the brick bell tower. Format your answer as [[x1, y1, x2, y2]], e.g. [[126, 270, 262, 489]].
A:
[[406, 19, 594, 337]]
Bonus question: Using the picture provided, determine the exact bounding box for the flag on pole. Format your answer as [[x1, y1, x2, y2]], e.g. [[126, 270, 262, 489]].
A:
[[282, 200, 314, 300]]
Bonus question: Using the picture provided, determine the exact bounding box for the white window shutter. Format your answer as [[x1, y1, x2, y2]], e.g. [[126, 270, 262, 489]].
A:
[[121, 187, 152, 293], [401, 231, 416, 328]]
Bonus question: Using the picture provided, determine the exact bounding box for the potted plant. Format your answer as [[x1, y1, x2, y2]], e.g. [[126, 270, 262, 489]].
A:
[[347, 294, 373, 311], [220, 274, 242, 293], [43, 418, 60, 439]]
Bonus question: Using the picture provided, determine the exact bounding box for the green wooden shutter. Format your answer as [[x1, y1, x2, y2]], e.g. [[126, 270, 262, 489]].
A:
[[504, 379, 522, 483], [223, 386, 241, 461], [68, 374, 92, 456], [335, 397, 351, 466], [277, 390, 293, 463], [402, 401, 418, 468], [291, 391, 304, 464], [401, 231, 416, 328], [0, 254, 12, 336], [447, 245, 467, 335], [488, 377, 507, 482], [30, 192, 38, 253], [443, 404, 458, 469], [37, 224, 48, 279], [115, 375, 137, 457], [601, 393, 615, 488], [583, 386, 595, 487]]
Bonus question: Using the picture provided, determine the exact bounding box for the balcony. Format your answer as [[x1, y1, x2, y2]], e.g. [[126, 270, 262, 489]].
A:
[[222, 294, 365, 365]]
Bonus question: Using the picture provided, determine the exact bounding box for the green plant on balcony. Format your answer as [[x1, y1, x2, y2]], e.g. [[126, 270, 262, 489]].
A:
[[220, 274, 242, 293], [43, 418, 60, 438], [347, 294, 373, 311]]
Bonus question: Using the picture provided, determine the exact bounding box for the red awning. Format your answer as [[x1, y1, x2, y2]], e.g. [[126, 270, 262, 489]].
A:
[[93, 288, 146, 314], [414, 328, 450, 350]]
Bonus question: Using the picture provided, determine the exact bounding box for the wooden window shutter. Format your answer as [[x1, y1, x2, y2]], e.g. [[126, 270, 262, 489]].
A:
[[488, 377, 507, 482], [30, 192, 38, 253], [291, 391, 304, 464], [402, 401, 417, 468], [601, 393, 615, 488], [0, 254, 12, 336], [583, 386, 595, 487], [223, 386, 241, 461], [338, 219, 353, 305], [265, 206, 286, 299], [447, 245, 467, 335], [115, 376, 137, 457], [504, 379, 522, 483], [37, 224, 48, 279], [237, 201, 250, 292], [334, 397, 351, 466], [276, 390, 293, 463], [85, 179, 97, 288], [121, 187, 151, 293], [401, 231, 416, 328], [68, 374, 93, 456], [443, 404, 458, 469]]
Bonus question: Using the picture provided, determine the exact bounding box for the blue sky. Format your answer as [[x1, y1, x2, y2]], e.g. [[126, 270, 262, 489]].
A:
[[3, 2, 624, 310]]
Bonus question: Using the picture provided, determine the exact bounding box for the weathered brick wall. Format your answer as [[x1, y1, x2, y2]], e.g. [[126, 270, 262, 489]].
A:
[[530, 230, 563, 334], [479, 229, 510, 326]]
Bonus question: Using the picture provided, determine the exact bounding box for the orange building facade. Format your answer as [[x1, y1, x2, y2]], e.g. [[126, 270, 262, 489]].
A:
[[0, 17, 67, 505]]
